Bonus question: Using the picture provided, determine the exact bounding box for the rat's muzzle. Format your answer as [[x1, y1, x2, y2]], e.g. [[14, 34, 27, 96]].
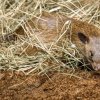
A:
[[91, 62, 100, 71]]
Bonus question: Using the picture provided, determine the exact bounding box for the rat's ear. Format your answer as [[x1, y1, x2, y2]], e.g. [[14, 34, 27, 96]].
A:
[[78, 32, 89, 44]]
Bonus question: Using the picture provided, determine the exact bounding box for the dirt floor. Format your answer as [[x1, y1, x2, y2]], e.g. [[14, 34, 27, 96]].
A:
[[0, 69, 100, 100]]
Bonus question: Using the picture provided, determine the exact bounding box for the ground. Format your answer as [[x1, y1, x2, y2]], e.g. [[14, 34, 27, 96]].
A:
[[0, 69, 100, 100]]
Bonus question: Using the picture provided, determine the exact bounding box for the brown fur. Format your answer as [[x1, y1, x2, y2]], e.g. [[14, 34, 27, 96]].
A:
[[1, 12, 100, 70]]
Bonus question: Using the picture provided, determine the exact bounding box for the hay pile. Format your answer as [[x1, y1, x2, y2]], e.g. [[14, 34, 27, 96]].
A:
[[0, 0, 100, 75]]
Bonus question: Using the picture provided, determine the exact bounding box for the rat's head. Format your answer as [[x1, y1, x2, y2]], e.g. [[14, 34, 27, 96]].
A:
[[78, 32, 100, 71]]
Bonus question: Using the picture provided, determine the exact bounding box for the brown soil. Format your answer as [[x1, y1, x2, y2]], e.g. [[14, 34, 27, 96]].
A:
[[0, 69, 100, 100]]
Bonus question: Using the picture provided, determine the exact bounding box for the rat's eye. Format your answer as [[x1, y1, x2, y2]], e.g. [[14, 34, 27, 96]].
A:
[[90, 51, 94, 57], [89, 51, 94, 62]]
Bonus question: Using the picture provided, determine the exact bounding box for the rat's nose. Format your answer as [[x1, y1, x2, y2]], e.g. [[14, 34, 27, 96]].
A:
[[91, 62, 100, 71]]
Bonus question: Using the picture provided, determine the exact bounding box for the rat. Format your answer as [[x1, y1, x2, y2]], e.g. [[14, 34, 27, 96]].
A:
[[0, 11, 100, 71]]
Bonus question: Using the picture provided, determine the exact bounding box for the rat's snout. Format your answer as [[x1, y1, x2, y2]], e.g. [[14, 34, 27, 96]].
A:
[[89, 51, 100, 71], [91, 62, 100, 71]]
